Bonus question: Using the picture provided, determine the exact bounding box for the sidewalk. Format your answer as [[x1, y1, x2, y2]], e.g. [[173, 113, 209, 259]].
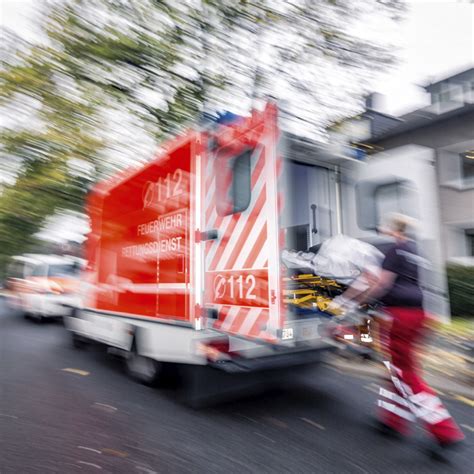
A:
[[328, 330, 474, 400]]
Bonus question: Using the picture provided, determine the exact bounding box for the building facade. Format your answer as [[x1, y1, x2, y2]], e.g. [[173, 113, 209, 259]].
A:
[[359, 68, 474, 264]]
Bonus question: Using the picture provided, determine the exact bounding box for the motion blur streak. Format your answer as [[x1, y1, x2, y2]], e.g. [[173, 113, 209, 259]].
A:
[[1, 1, 473, 473]]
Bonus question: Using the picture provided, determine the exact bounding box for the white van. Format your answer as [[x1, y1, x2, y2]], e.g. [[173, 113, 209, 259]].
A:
[[6, 254, 85, 322]]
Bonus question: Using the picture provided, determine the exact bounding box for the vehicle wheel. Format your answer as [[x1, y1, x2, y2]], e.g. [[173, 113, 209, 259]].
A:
[[125, 346, 162, 387], [33, 314, 44, 324], [72, 332, 87, 349]]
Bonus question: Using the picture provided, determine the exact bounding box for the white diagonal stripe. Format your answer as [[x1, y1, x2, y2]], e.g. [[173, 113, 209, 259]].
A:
[[237, 307, 261, 336], [205, 213, 233, 268], [205, 174, 215, 211], [205, 151, 214, 176], [213, 169, 266, 271], [377, 400, 415, 421], [379, 387, 409, 407], [253, 234, 269, 268], [233, 202, 268, 269], [207, 208, 217, 230], [219, 305, 240, 332]]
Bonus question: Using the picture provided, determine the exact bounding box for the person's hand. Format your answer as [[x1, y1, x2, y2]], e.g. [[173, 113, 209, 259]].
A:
[[326, 296, 347, 316]]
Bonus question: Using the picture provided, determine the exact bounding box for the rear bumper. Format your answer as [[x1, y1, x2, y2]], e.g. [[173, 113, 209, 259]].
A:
[[209, 342, 338, 373]]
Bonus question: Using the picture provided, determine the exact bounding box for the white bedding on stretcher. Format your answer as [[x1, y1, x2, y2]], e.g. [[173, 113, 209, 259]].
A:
[[282, 234, 384, 284]]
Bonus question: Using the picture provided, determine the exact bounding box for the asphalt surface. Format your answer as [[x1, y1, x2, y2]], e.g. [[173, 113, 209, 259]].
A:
[[1, 300, 473, 474]]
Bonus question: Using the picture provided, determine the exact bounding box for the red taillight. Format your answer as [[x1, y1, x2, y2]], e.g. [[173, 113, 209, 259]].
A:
[[196, 339, 231, 362]]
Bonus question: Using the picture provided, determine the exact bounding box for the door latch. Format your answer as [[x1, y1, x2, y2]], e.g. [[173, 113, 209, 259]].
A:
[[200, 229, 218, 241]]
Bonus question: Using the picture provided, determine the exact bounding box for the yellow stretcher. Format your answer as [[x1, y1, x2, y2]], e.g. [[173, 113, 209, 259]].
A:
[[283, 273, 343, 311], [284, 273, 377, 350], [283, 274, 342, 288]]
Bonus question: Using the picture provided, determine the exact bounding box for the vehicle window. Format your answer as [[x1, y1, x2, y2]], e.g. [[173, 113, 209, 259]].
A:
[[48, 264, 80, 278], [8, 261, 24, 279], [356, 179, 418, 230], [216, 149, 252, 216], [31, 264, 47, 277], [374, 181, 418, 221]]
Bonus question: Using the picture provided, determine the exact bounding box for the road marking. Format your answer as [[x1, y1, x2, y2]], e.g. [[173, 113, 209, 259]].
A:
[[93, 402, 118, 412], [77, 461, 102, 469], [253, 432, 275, 443], [77, 446, 102, 454], [102, 448, 128, 458], [453, 395, 474, 408], [0, 413, 18, 419], [234, 412, 263, 426], [63, 462, 83, 470], [345, 459, 370, 474], [62, 368, 90, 376], [94, 402, 117, 410], [135, 466, 157, 474], [300, 417, 326, 430], [264, 416, 287, 429], [461, 424, 474, 433]]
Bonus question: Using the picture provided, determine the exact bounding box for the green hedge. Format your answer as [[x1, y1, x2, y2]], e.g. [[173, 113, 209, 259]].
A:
[[447, 264, 474, 317]]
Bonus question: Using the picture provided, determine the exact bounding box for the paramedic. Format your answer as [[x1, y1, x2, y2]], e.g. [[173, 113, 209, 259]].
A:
[[364, 213, 464, 457]]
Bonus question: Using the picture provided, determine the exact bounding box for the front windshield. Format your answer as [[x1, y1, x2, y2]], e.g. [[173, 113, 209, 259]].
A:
[[47, 263, 80, 278]]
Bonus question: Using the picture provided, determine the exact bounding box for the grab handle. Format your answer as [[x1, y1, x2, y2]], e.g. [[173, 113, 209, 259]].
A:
[[311, 204, 318, 235], [201, 229, 218, 241]]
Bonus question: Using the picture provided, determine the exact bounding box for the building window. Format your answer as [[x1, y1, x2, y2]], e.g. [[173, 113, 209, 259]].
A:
[[374, 181, 418, 222], [438, 149, 474, 189], [461, 151, 474, 184], [356, 179, 418, 231]]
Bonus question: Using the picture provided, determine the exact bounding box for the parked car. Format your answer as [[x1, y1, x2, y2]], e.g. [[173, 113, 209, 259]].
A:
[[5, 254, 85, 322]]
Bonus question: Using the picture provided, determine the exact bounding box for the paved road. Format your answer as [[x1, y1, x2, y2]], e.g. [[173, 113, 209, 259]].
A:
[[1, 301, 473, 474]]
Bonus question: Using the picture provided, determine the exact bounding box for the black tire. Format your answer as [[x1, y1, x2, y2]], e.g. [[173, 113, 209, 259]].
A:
[[33, 314, 44, 324], [71, 332, 87, 349], [125, 344, 162, 387]]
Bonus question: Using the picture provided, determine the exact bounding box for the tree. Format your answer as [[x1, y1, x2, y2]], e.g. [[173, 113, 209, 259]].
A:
[[42, 0, 405, 139], [0, 27, 102, 275], [0, 0, 404, 276]]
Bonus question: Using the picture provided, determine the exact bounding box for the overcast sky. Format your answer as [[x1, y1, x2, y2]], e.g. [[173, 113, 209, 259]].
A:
[[375, 0, 473, 114], [1, 0, 473, 115]]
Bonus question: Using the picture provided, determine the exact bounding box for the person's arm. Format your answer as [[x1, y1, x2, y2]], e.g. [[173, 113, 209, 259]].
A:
[[326, 270, 378, 314], [337, 270, 378, 303], [342, 246, 400, 304], [359, 245, 400, 304], [358, 269, 396, 304]]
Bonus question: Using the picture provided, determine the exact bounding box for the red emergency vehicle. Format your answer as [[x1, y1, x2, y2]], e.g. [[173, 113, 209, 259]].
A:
[[66, 103, 339, 390], [66, 101, 449, 397]]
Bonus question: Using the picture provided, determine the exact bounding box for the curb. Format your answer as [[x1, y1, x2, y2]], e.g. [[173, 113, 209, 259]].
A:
[[328, 357, 474, 399]]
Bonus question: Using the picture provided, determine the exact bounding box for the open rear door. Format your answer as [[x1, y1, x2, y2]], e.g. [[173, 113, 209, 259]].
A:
[[201, 103, 282, 342], [346, 145, 450, 319]]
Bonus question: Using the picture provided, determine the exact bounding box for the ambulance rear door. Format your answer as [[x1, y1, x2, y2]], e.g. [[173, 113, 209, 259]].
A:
[[343, 144, 450, 319], [201, 103, 282, 342]]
